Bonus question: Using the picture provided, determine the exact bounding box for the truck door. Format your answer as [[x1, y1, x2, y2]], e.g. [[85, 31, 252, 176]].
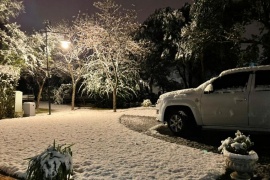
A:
[[249, 70, 270, 128], [200, 72, 251, 126]]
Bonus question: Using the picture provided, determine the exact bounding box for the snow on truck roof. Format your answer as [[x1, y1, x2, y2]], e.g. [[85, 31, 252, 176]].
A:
[[197, 65, 270, 92], [219, 65, 270, 77]]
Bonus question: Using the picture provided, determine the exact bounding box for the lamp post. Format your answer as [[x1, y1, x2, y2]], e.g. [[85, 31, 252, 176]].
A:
[[44, 21, 51, 115], [44, 20, 70, 115]]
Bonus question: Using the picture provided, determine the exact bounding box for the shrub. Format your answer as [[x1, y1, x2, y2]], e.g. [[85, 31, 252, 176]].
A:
[[0, 67, 18, 119], [26, 141, 74, 180], [52, 84, 72, 104], [141, 99, 152, 107]]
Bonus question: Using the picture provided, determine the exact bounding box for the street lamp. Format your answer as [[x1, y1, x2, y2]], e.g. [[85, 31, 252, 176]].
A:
[[44, 20, 70, 115], [60, 40, 71, 50], [44, 21, 51, 115]]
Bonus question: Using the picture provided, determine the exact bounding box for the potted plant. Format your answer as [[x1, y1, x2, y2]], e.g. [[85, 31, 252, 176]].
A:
[[218, 130, 259, 180]]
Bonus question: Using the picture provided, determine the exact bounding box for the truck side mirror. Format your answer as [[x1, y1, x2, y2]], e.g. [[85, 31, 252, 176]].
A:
[[204, 84, 213, 93]]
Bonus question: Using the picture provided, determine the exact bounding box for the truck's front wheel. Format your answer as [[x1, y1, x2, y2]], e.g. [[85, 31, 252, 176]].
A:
[[167, 109, 192, 136]]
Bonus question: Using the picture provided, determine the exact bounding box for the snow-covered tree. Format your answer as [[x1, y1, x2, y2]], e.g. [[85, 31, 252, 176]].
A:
[[76, 0, 147, 112], [241, 0, 270, 65], [21, 32, 48, 109], [179, 0, 245, 84], [0, 23, 28, 65], [136, 6, 189, 90], [52, 22, 88, 110], [21, 24, 66, 109], [0, 0, 23, 23], [0, 0, 26, 66]]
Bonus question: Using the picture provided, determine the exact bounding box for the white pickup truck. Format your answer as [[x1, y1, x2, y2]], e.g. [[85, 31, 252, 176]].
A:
[[156, 65, 270, 135]]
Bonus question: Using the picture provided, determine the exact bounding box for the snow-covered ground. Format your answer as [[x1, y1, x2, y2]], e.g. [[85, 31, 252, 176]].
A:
[[0, 102, 225, 179]]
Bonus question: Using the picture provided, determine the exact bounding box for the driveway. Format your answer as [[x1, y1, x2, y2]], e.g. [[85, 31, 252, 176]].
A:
[[120, 114, 270, 179]]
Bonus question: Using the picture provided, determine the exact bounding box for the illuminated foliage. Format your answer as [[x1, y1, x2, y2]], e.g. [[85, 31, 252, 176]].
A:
[[0, 0, 27, 66], [76, 0, 147, 112], [0, 65, 19, 119]]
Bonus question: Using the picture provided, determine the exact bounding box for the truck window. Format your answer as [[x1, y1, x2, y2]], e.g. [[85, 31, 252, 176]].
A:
[[212, 72, 250, 93], [255, 70, 270, 91]]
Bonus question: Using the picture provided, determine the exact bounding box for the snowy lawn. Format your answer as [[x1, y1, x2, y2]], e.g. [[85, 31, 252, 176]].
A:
[[0, 103, 225, 179]]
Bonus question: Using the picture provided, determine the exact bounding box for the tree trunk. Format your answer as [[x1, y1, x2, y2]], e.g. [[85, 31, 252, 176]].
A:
[[71, 83, 76, 110], [200, 53, 205, 82], [149, 77, 153, 94], [113, 87, 117, 112], [188, 61, 193, 88], [176, 64, 189, 88], [69, 63, 76, 110], [36, 78, 46, 109]]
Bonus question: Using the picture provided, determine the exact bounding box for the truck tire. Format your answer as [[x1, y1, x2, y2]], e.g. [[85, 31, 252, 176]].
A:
[[167, 108, 194, 136]]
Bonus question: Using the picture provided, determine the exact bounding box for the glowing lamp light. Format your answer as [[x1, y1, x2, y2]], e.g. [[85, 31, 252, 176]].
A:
[[61, 40, 71, 49]]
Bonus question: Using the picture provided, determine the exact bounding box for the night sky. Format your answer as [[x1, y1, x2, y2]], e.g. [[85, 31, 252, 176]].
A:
[[15, 0, 193, 33]]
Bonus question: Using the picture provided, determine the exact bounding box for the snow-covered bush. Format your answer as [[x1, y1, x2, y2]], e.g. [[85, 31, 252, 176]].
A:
[[0, 66, 19, 119], [26, 141, 73, 180], [218, 130, 254, 155], [141, 99, 152, 107], [52, 84, 72, 104]]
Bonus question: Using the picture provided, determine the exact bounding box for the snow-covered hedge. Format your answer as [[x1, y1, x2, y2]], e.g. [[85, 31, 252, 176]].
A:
[[53, 84, 72, 104], [0, 65, 19, 119]]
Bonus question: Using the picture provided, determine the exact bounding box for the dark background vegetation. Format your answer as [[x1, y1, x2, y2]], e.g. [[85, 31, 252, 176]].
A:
[[1, 0, 270, 108]]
